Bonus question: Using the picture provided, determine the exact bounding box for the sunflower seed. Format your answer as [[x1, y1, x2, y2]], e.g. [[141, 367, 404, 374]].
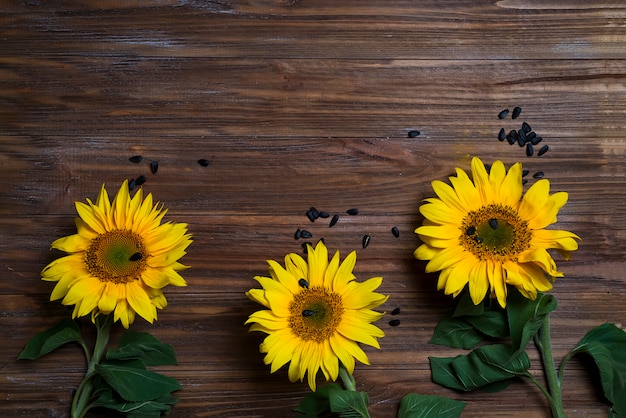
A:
[[498, 109, 509, 119], [512, 106, 522, 119], [294, 228, 302, 239], [128, 252, 142, 261], [526, 132, 537, 141], [128, 178, 136, 190], [391, 226, 400, 238], [150, 160, 158, 174], [319, 211, 330, 218], [489, 218, 498, 229], [346, 208, 359, 215], [329, 214, 339, 227], [391, 307, 401, 315], [300, 230, 313, 239], [530, 135, 543, 145], [389, 319, 401, 326], [306, 210, 316, 222], [498, 128, 506, 141], [197, 158, 210, 167], [522, 169, 530, 177], [538, 144, 549, 156], [522, 179, 528, 185], [298, 278, 309, 288], [533, 171, 544, 179], [135, 175, 146, 186], [408, 130, 420, 138], [129, 155, 143, 163], [526, 143, 534, 156], [522, 122, 532, 133], [362, 234, 371, 249], [309, 207, 320, 219], [302, 310, 314, 317]]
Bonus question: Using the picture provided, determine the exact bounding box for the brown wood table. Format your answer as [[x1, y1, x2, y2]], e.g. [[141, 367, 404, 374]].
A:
[[1, 1, 625, 417]]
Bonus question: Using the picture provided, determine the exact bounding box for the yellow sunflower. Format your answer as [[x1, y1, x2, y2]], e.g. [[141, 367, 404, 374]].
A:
[[245, 241, 388, 391], [42, 180, 192, 328], [415, 157, 580, 307]]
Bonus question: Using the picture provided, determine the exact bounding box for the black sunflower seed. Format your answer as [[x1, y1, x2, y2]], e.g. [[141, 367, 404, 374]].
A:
[[128, 252, 142, 261], [319, 211, 330, 218], [346, 208, 359, 215], [509, 130, 519, 141], [135, 175, 146, 186], [498, 109, 509, 119], [522, 122, 532, 133], [197, 158, 210, 167], [391, 226, 400, 238], [389, 319, 401, 327], [129, 155, 143, 163], [294, 228, 302, 239], [533, 171, 544, 179], [522, 179, 528, 185], [498, 128, 506, 141], [530, 135, 543, 145], [128, 178, 136, 190], [309, 207, 320, 219], [300, 230, 313, 239], [298, 278, 309, 288], [408, 130, 420, 138], [302, 310, 314, 317], [526, 143, 534, 156], [329, 214, 339, 227], [150, 160, 159, 174], [518, 136, 525, 147], [538, 144, 549, 156], [306, 210, 316, 222], [489, 218, 498, 229], [526, 132, 537, 142], [391, 307, 401, 315], [362, 234, 371, 249], [522, 169, 530, 177], [512, 106, 522, 119]]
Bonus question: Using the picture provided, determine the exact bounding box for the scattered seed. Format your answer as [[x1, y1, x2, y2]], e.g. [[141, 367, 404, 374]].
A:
[[498, 128, 506, 141], [522, 122, 532, 133], [389, 319, 401, 327], [526, 143, 534, 156], [522, 179, 528, 185], [197, 158, 210, 167], [489, 218, 498, 229], [128, 178, 136, 190], [346, 208, 359, 215], [408, 130, 420, 138], [319, 211, 330, 218], [509, 130, 519, 141], [135, 175, 146, 186], [329, 214, 339, 227], [518, 129, 527, 143], [533, 171, 544, 179], [300, 230, 313, 239], [306, 210, 316, 222], [498, 109, 509, 119], [538, 144, 549, 156], [391, 226, 400, 238], [530, 135, 543, 145], [466, 226, 476, 236], [294, 228, 302, 239], [522, 169, 530, 177], [128, 252, 142, 261], [310, 207, 320, 219], [362, 234, 371, 249], [525, 132, 536, 142], [506, 133, 516, 145], [512, 106, 522, 119], [302, 310, 314, 317], [391, 307, 401, 315], [517, 136, 525, 147], [129, 155, 143, 163], [298, 278, 309, 288], [150, 160, 159, 174]]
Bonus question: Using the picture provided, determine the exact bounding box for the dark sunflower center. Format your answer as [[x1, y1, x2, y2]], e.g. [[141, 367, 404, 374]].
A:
[[460, 204, 531, 262], [288, 286, 344, 343], [85, 230, 147, 284]]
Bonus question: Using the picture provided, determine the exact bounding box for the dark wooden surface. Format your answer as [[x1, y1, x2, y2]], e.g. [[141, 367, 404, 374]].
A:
[[2, 1, 626, 417]]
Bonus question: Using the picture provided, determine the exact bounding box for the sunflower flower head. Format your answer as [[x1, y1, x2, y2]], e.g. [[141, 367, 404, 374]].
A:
[[245, 241, 388, 391], [42, 180, 192, 328], [414, 157, 580, 308]]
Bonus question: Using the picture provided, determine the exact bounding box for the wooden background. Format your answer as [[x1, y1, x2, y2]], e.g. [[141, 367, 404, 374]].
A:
[[1, 1, 625, 416]]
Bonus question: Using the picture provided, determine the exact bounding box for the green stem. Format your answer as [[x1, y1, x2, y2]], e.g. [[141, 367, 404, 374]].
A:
[[534, 313, 566, 418], [338, 365, 357, 392], [71, 315, 112, 418]]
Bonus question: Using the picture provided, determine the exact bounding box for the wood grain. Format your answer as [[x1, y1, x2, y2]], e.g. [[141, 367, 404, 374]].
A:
[[2, 1, 626, 417]]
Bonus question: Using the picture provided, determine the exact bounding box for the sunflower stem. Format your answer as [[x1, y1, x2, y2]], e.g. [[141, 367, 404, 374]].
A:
[[338, 365, 357, 392], [71, 315, 112, 418], [534, 313, 566, 418]]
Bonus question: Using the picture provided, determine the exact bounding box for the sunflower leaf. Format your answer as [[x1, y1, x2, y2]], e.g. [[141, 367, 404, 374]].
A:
[[328, 388, 370, 418], [568, 323, 626, 415], [452, 291, 484, 317], [294, 383, 342, 417], [397, 393, 465, 418], [506, 290, 557, 355], [17, 318, 83, 360], [429, 316, 483, 349], [94, 387, 178, 417], [96, 362, 182, 402], [430, 344, 530, 391], [106, 331, 178, 366]]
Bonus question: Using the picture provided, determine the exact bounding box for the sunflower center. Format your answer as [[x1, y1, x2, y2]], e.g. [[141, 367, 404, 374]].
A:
[[460, 204, 531, 262], [288, 286, 344, 343], [85, 230, 147, 284]]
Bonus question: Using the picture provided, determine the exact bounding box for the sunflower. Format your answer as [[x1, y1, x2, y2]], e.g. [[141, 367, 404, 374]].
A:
[[415, 157, 580, 308], [41, 180, 192, 328], [245, 241, 388, 391]]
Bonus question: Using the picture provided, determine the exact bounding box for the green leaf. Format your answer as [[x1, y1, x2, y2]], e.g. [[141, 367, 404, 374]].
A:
[[294, 383, 342, 417], [464, 309, 508, 339], [18, 319, 83, 360], [506, 290, 557, 354], [569, 323, 626, 415], [452, 291, 484, 317], [106, 331, 178, 366], [429, 316, 483, 349], [329, 389, 370, 418], [97, 362, 182, 402], [397, 393, 465, 418], [430, 344, 530, 391]]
